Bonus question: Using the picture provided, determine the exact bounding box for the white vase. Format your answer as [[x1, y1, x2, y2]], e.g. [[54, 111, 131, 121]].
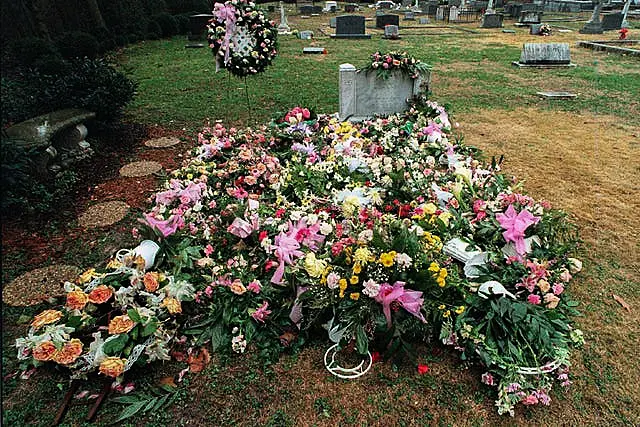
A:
[[133, 240, 160, 271]]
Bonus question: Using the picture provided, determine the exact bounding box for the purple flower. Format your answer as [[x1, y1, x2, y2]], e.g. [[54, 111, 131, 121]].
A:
[[374, 281, 426, 327], [506, 383, 521, 393]]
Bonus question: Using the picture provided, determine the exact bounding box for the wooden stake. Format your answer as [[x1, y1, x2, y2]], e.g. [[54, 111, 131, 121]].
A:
[[53, 380, 80, 426]]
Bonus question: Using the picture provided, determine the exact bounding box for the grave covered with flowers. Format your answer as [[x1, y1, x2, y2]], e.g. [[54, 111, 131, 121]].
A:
[[16, 100, 584, 416]]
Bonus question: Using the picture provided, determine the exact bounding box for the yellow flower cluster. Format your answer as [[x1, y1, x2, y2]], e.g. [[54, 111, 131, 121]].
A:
[[423, 232, 443, 252], [338, 278, 348, 298], [428, 262, 448, 287], [379, 251, 397, 268]]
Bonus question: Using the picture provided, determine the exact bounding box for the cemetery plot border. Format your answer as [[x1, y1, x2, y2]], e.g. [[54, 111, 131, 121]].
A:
[[577, 40, 640, 57]]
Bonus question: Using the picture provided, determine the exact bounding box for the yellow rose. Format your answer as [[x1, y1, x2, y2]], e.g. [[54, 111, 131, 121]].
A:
[[99, 357, 126, 378], [537, 279, 550, 293], [350, 293, 360, 301], [31, 310, 63, 329], [108, 315, 136, 334], [423, 203, 437, 215], [350, 275, 359, 285], [66, 290, 89, 310], [353, 247, 374, 264], [304, 253, 327, 278], [162, 297, 182, 314], [428, 262, 440, 273]]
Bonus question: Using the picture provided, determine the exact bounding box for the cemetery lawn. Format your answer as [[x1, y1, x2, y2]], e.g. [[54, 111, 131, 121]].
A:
[[2, 8, 639, 426]]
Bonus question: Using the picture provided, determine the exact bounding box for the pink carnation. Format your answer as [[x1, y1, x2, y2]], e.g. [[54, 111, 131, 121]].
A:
[[527, 294, 541, 305]]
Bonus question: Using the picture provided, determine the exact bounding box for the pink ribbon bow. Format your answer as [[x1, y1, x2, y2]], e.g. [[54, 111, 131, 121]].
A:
[[213, 2, 237, 66]]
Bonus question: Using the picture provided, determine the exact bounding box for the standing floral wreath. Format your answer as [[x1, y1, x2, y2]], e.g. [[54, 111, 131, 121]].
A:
[[207, 0, 278, 77]]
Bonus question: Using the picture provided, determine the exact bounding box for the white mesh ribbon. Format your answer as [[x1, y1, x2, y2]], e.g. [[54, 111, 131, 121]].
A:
[[124, 338, 154, 372], [83, 248, 140, 292], [232, 26, 256, 58]]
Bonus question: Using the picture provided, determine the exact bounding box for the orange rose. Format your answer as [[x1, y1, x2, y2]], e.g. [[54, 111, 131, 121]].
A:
[[31, 310, 63, 329], [143, 272, 160, 292], [53, 339, 83, 365], [162, 297, 182, 314], [108, 315, 136, 334], [88, 285, 113, 304], [33, 341, 57, 361], [66, 290, 89, 310], [99, 357, 126, 378]]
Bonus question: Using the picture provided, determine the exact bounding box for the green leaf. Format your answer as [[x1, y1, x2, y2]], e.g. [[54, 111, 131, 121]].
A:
[[355, 325, 368, 355], [211, 324, 226, 352], [103, 334, 129, 355], [115, 400, 147, 423], [127, 309, 142, 323], [141, 321, 158, 337], [66, 315, 83, 329]]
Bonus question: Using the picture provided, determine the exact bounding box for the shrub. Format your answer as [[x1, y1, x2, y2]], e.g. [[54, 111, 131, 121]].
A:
[[174, 14, 191, 35], [0, 139, 80, 216], [31, 55, 70, 76], [146, 20, 163, 39], [56, 31, 100, 59], [9, 37, 61, 69], [1, 58, 137, 126], [154, 13, 179, 37]]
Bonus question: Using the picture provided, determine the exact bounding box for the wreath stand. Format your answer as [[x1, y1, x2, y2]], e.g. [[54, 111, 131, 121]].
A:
[[53, 379, 111, 425]]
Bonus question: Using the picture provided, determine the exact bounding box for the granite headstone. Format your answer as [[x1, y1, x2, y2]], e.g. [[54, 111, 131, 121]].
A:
[[376, 14, 400, 29], [332, 15, 372, 38], [513, 43, 575, 67]]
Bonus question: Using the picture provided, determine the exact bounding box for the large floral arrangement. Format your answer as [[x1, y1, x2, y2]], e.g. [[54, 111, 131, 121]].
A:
[[207, 0, 278, 77], [18, 101, 583, 416], [362, 51, 431, 80], [16, 252, 195, 380]]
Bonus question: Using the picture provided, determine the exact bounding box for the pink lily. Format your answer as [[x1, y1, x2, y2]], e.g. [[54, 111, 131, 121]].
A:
[[144, 213, 184, 237], [496, 204, 540, 255], [251, 301, 272, 323], [270, 231, 304, 284], [375, 281, 426, 327]]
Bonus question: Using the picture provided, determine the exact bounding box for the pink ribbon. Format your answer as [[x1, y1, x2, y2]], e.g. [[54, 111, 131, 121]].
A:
[[496, 204, 540, 255], [213, 3, 237, 66]]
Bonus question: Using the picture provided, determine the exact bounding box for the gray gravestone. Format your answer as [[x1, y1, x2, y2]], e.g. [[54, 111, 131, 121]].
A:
[[300, 5, 314, 14], [436, 6, 446, 20], [519, 10, 542, 24], [404, 11, 416, 20], [513, 43, 575, 67], [339, 63, 430, 121], [378, 1, 395, 9], [278, 1, 291, 34], [376, 14, 400, 29], [332, 15, 372, 38], [529, 23, 543, 35], [303, 47, 326, 54], [580, 0, 604, 34], [345, 3, 358, 12], [481, 13, 503, 28], [449, 6, 459, 21], [330, 17, 337, 27], [384, 24, 400, 38], [601, 12, 624, 30], [419, 17, 430, 24], [299, 30, 314, 39]]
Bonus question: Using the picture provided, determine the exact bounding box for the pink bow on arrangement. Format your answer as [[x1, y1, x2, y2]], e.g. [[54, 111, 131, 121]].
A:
[[213, 2, 237, 65], [375, 281, 426, 328], [496, 204, 540, 255]]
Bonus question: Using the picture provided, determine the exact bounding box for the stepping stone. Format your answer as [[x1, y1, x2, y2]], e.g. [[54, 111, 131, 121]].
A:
[[78, 201, 129, 228], [537, 91, 577, 99], [3, 265, 81, 306], [119, 160, 162, 177], [144, 136, 181, 148]]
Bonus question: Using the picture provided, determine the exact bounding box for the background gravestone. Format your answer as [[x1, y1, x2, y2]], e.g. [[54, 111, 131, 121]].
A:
[[300, 5, 314, 14], [513, 43, 575, 67], [601, 12, 624, 30], [384, 24, 400, 38], [404, 11, 416, 20], [519, 10, 543, 25], [377, 14, 400, 29], [189, 14, 214, 40], [332, 15, 372, 38], [330, 17, 337, 28]]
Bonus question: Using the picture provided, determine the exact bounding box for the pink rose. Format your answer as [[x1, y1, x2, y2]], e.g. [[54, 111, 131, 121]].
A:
[[527, 294, 541, 305]]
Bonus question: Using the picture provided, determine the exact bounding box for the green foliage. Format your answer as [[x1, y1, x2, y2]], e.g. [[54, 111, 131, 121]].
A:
[[0, 139, 80, 216], [8, 37, 61, 69], [55, 31, 100, 60], [112, 384, 178, 423], [1, 58, 137, 125]]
